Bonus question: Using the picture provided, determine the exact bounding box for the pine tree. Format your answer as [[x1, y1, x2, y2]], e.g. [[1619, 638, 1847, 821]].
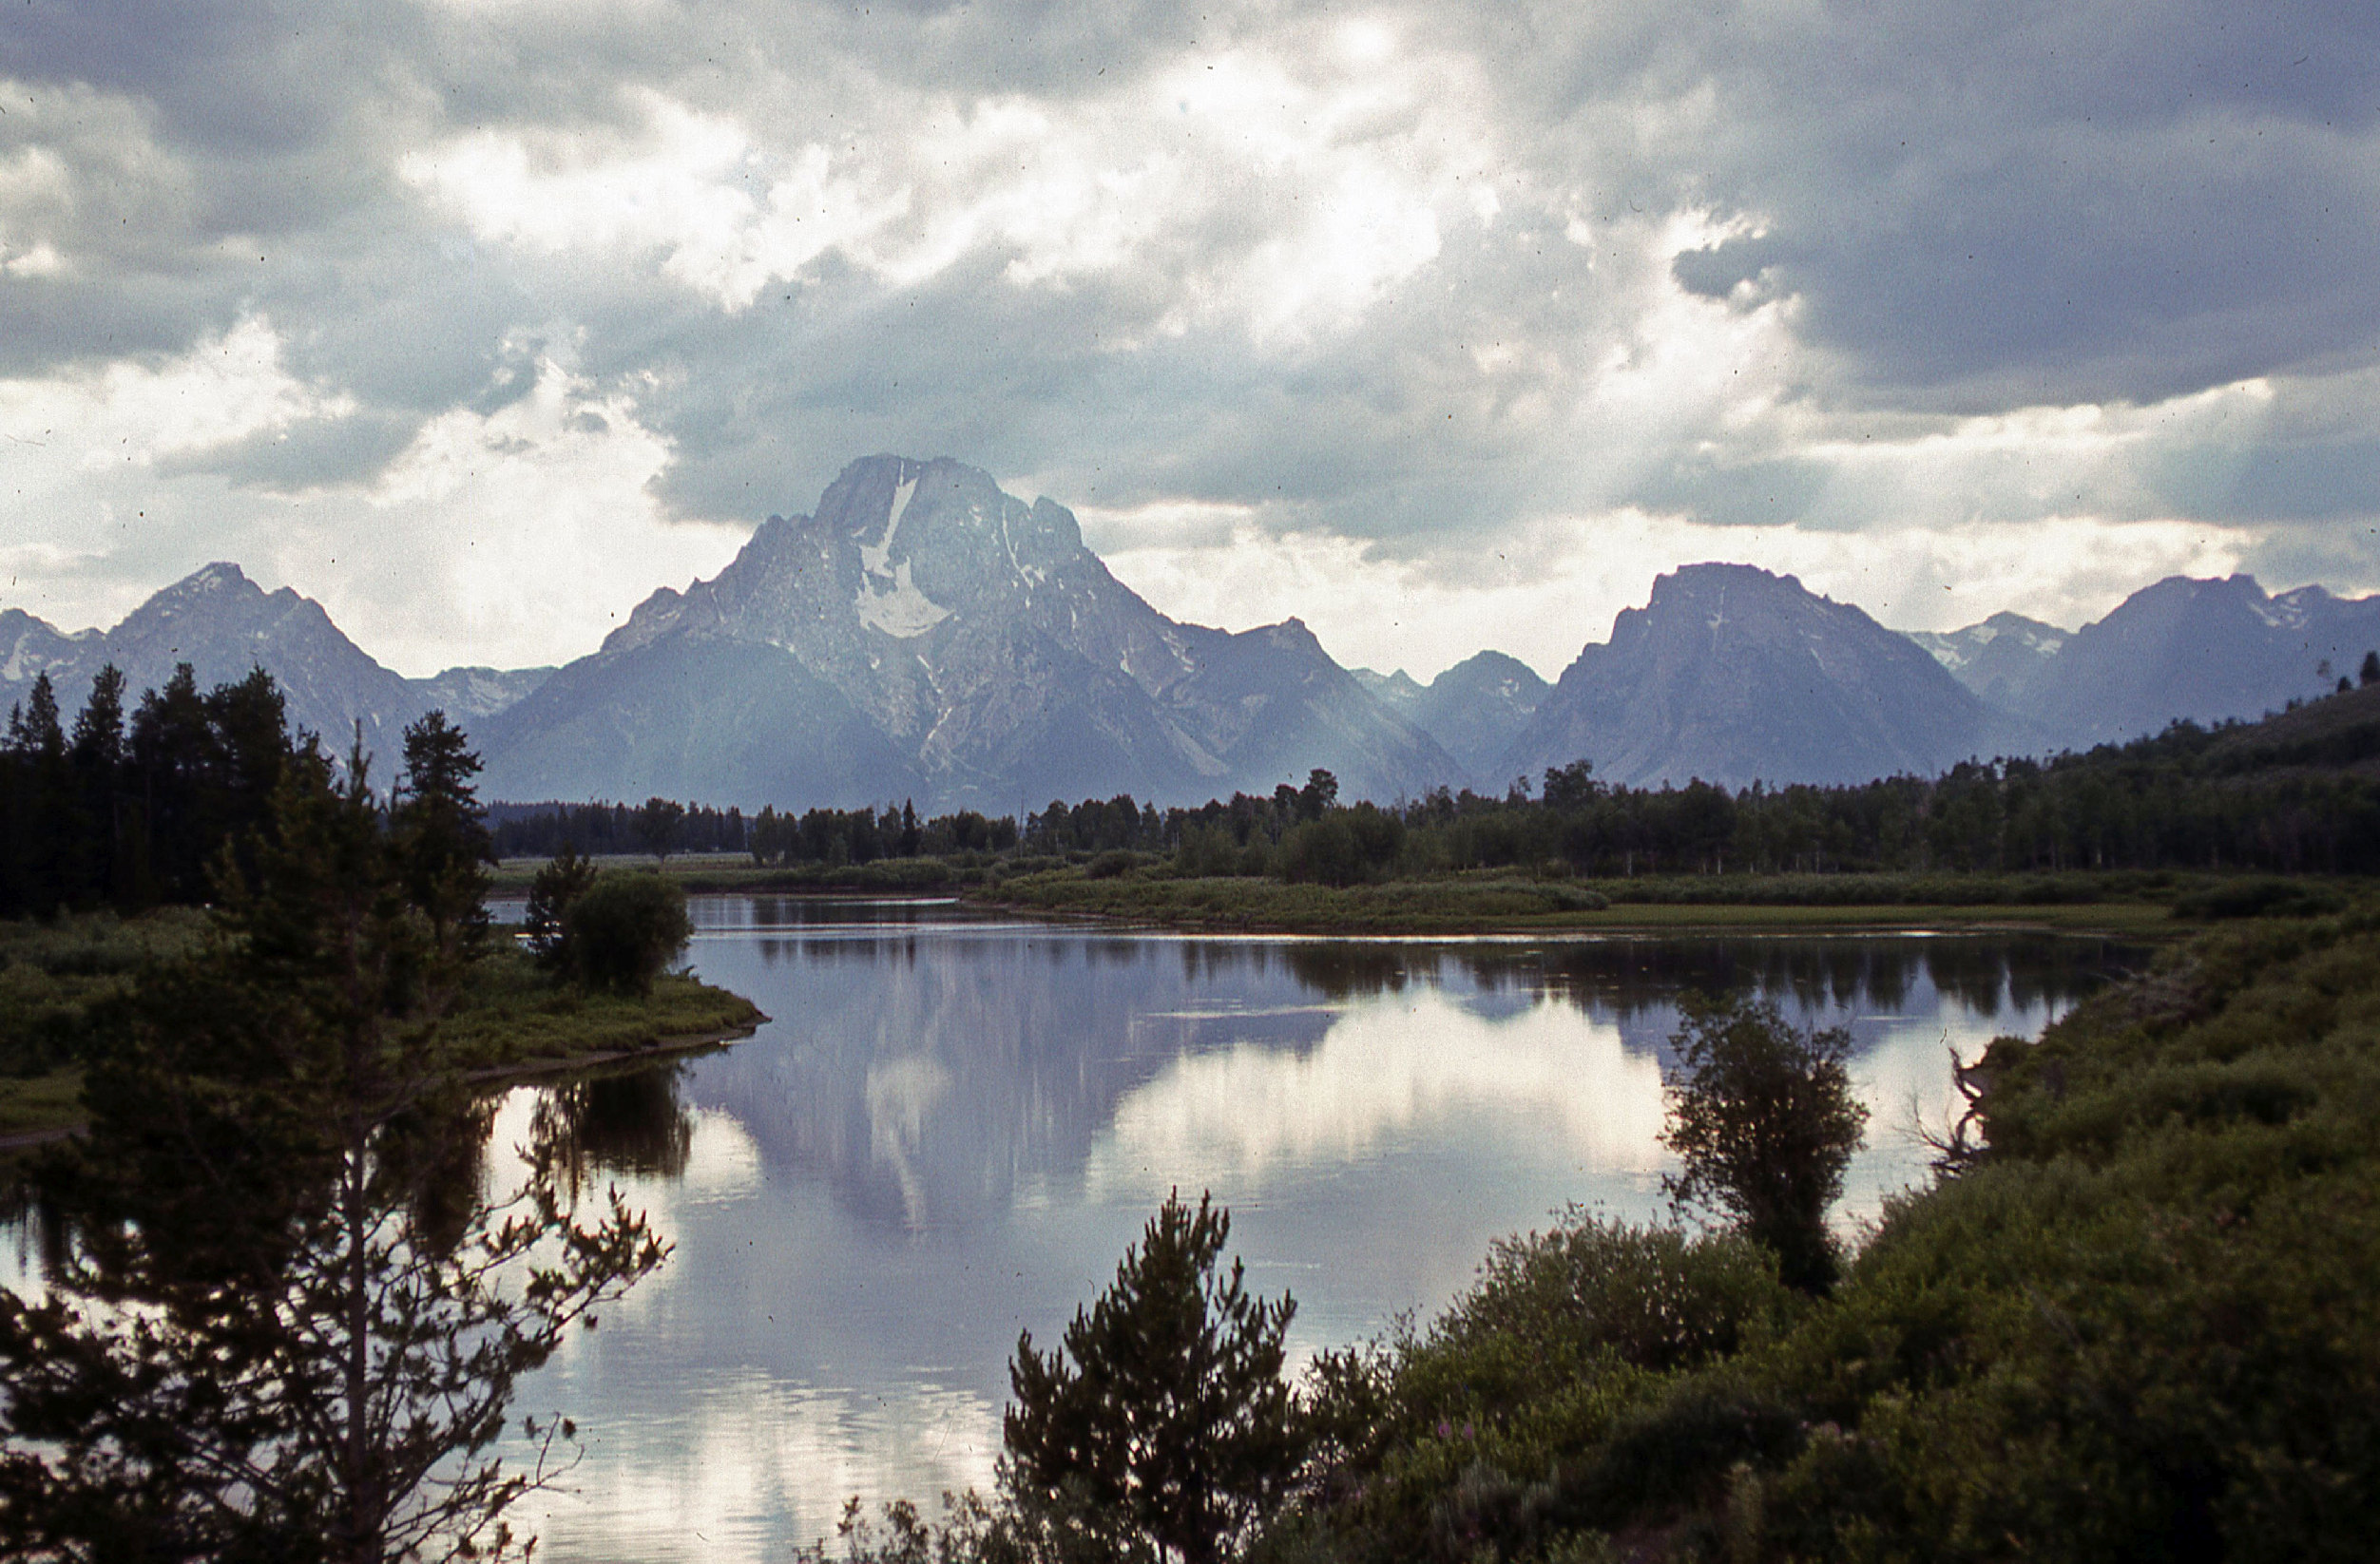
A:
[[393, 709, 493, 967], [0, 739, 667, 1563], [67, 665, 128, 906], [1005, 1191, 1302, 1564]]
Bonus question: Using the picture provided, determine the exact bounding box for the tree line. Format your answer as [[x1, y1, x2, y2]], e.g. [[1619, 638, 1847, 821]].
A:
[[15, 661, 2377, 917], [2, 664, 313, 918]]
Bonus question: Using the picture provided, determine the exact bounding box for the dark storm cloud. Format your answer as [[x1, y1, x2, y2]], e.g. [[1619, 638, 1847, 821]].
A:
[[1614, 0, 2380, 406], [158, 410, 421, 491]]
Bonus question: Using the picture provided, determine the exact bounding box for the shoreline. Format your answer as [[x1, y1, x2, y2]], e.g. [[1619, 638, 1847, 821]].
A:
[[960, 885, 2192, 941], [1, 1009, 770, 1156]]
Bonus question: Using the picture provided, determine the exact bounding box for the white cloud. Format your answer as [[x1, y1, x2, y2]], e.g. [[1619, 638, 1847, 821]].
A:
[[0, 316, 745, 675], [1084, 989, 1668, 1204], [400, 94, 909, 313], [399, 30, 1500, 344], [290, 352, 749, 675]]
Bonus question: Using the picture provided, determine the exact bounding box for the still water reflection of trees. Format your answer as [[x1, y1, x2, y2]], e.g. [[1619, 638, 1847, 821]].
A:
[[1258, 936, 2130, 1025], [0, 1044, 693, 1564]]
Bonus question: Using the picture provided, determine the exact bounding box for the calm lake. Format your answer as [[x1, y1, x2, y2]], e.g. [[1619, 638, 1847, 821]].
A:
[[479, 897, 2139, 1562]]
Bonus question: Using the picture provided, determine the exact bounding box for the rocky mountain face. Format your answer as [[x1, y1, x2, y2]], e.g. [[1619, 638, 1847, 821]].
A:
[[2008, 576, 2380, 750], [407, 665, 555, 722], [0, 566, 549, 761], [1502, 563, 2003, 789], [17, 494, 2379, 811], [1356, 651, 1549, 786], [475, 455, 1462, 810], [1901, 576, 2380, 753], [1906, 612, 2068, 714], [1, 608, 94, 694]]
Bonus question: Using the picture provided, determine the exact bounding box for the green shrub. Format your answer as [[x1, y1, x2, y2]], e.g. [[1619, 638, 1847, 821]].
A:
[[559, 872, 692, 996]]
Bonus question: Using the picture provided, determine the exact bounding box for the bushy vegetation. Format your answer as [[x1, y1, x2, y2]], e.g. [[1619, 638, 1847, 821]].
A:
[[0, 734, 671, 1560], [0, 675, 754, 1146], [556, 871, 694, 996]]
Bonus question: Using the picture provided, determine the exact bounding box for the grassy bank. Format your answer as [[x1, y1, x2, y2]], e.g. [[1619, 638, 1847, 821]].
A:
[[0, 911, 764, 1150], [491, 852, 976, 895], [1247, 906, 2380, 1561], [967, 865, 2268, 937]]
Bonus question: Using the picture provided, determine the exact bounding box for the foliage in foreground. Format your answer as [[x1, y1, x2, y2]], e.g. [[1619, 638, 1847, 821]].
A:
[[1659, 998, 1868, 1294], [1007, 1192, 1302, 1564], [0, 737, 672, 1562], [815, 911, 2380, 1563]]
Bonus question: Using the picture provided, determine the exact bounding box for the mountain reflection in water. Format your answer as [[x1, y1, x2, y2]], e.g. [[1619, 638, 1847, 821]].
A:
[[494, 900, 2134, 1563]]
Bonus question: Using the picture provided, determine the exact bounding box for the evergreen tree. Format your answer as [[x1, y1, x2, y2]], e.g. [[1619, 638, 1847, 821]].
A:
[[0, 739, 666, 1563], [66, 666, 128, 906], [1005, 1191, 1301, 1564], [393, 710, 493, 966], [3, 673, 68, 914], [127, 663, 215, 902]]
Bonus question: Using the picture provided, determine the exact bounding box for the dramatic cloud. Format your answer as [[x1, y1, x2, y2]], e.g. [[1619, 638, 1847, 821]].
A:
[[2, 0, 2373, 676]]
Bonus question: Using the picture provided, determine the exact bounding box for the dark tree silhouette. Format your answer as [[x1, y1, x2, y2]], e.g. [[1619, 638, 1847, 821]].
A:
[[393, 709, 493, 966], [1005, 1191, 1302, 1564], [0, 739, 667, 1563], [634, 795, 685, 863], [523, 842, 600, 973], [1660, 995, 1869, 1292]]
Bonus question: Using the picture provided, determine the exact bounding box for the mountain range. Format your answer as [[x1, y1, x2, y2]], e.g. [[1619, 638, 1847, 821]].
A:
[[1, 565, 553, 764], [6, 454, 2377, 806]]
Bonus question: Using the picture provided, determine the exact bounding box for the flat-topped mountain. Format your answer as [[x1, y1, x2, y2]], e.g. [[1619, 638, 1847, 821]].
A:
[[475, 455, 1462, 810], [1503, 563, 2004, 789]]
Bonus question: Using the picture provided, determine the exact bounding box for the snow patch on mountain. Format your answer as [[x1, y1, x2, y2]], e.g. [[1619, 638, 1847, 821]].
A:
[[850, 468, 951, 637], [855, 559, 952, 638]]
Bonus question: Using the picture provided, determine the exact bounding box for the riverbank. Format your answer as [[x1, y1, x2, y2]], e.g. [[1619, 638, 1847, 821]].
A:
[[0, 917, 765, 1153], [490, 855, 2368, 938], [968, 866, 2231, 938], [1242, 906, 2380, 1560]]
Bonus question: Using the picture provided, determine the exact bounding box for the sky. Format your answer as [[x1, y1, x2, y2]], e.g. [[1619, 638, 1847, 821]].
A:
[[1, 1, 2375, 681]]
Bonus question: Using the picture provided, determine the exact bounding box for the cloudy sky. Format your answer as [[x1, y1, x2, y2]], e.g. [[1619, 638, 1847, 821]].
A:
[[2, 1, 2374, 679]]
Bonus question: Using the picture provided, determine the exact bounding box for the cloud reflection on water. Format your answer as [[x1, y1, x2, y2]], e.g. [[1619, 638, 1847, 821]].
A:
[[1088, 991, 1666, 1204]]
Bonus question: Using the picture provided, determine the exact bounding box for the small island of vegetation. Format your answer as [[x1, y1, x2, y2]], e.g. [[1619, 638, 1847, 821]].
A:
[[0, 662, 762, 1148]]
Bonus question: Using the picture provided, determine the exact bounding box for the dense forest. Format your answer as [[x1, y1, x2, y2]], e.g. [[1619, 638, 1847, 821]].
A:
[[1035, 682, 2380, 883], [10, 665, 2379, 918], [0, 665, 298, 918], [465, 683, 2380, 886]]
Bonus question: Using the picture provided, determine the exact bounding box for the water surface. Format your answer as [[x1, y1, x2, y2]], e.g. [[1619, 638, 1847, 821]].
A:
[[499, 897, 2135, 1560]]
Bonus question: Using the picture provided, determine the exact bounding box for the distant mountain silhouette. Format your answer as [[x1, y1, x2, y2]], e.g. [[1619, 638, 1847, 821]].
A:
[[12, 496, 2380, 809], [1501, 563, 2005, 789], [474, 456, 1462, 810], [0, 565, 547, 761], [1905, 613, 2067, 715], [2008, 576, 2379, 750], [1356, 651, 1548, 786]]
